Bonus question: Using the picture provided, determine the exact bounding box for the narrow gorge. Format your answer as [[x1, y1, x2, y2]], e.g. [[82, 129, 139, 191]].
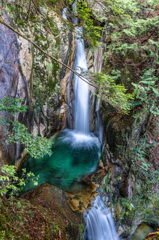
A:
[[0, 0, 159, 239]]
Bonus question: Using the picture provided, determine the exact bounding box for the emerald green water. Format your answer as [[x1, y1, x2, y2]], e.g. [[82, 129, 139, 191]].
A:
[[21, 129, 101, 192]]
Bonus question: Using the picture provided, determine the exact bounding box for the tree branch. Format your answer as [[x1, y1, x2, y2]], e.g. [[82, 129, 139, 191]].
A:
[[0, 17, 98, 89]]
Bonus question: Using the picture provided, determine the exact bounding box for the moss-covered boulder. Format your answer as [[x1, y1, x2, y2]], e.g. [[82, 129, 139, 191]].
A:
[[0, 183, 84, 240], [23, 183, 84, 240]]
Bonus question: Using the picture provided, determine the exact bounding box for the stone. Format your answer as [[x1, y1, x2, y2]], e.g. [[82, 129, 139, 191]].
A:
[[130, 223, 154, 240], [66, 178, 98, 214], [23, 183, 83, 240], [0, 14, 30, 165]]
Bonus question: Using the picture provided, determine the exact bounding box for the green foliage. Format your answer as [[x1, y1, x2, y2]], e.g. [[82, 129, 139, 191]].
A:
[[132, 69, 159, 116], [117, 127, 158, 196], [6, 121, 53, 158], [0, 165, 38, 199], [100, 172, 121, 201], [115, 190, 159, 224], [118, 197, 135, 221], [0, 97, 53, 158], [99, 0, 159, 117], [103, 0, 139, 25], [113, 114, 159, 222], [77, 1, 103, 47], [122, 16, 159, 37], [131, 139, 158, 200], [94, 72, 134, 113], [0, 96, 27, 116], [0, 96, 27, 129], [33, 58, 59, 106], [116, 127, 159, 219], [100, 0, 159, 192], [79, 223, 85, 240]]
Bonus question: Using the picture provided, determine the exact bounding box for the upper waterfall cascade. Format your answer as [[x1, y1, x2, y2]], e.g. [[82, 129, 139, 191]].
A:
[[74, 29, 90, 133], [73, 1, 90, 133]]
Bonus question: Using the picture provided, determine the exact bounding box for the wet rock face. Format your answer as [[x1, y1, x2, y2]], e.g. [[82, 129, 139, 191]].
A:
[[0, 16, 30, 103], [0, 15, 30, 165], [0, 22, 19, 98], [0, 12, 75, 165]]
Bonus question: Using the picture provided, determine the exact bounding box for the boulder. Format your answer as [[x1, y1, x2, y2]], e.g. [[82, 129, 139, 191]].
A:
[[23, 183, 84, 240]]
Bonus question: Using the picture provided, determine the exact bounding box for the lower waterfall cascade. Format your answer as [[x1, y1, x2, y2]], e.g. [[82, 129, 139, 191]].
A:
[[83, 196, 119, 240]]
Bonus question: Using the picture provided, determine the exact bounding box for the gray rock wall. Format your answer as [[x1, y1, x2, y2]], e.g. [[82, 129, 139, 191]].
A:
[[0, 13, 74, 165], [0, 15, 31, 165]]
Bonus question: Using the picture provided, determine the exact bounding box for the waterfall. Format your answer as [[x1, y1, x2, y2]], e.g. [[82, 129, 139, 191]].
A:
[[62, 8, 67, 19], [83, 195, 119, 240], [95, 98, 103, 144], [74, 30, 90, 133], [62, 6, 118, 239], [73, 1, 90, 133]]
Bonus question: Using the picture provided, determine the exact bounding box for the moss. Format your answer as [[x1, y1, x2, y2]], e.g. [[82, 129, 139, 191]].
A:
[[66, 223, 80, 240], [79, 223, 85, 240], [22, 183, 83, 239], [0, 184, 83, 239]]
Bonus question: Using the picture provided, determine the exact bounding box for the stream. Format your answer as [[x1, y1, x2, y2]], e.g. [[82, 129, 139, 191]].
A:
[[21, 2, 119, 239]]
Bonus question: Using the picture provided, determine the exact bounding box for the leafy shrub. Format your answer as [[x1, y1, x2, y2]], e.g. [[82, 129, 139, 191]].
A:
[[0, 96, 53, 158], [0, 165, 38, 199]]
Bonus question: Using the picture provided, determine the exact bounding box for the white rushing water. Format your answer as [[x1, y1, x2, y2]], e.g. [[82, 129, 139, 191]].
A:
[[74, 31, 90, 133], [73, 1, 90, 133], [62, 8, 67, 19], [58, 129, 101, 154], [83, 195, 119, 240], [95, 98, 103, 144]]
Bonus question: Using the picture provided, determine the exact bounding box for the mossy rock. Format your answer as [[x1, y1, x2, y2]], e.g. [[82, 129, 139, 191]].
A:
[[0, 184, 84, 240], [22, 183, 83, 239], [130, 223, 154, 240]]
